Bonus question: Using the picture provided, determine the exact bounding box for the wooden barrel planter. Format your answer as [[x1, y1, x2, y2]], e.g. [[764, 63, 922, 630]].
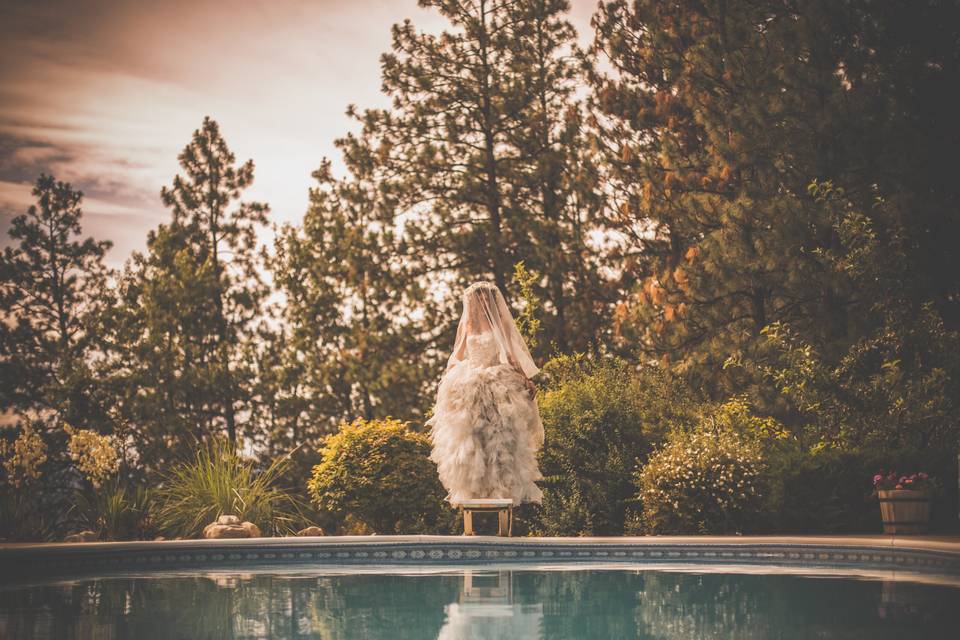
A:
[[877, 489, 932, 534]]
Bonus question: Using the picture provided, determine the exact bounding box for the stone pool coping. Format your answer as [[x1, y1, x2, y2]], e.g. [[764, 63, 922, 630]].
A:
[[2, 534, 959, 583]]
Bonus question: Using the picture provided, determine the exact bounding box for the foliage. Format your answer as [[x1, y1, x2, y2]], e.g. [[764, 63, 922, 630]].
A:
[[64, 424, 119, 488], [340, 0, 613, 359], [0, 421, 48, 488], [764, 445, 958, 534], [307, 418, 454, 534], [535, 355, 698, 535], [153, 438, 303, 538], [2, 1, 959, 539], [512, 261, 542, 350], [872, 471, 937, 494], [99, 117, 269, 472], [71, 481, 155, 541], [0, 492, 62, 542], [752, 184, 960, 451], [268, 160, 436, 441], [592, 0, 960, 399], [636, 401, 771, 535], [0, 175, 113, 430]]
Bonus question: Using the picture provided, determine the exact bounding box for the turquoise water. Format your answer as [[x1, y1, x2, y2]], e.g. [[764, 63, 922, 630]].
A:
[[1, 567, 959, 639]]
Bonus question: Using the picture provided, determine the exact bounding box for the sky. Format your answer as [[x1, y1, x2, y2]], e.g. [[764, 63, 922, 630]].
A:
[[0, 0, 597, 267]]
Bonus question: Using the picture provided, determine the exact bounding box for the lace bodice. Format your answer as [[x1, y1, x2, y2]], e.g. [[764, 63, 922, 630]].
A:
[[466, 331, 501, 367]]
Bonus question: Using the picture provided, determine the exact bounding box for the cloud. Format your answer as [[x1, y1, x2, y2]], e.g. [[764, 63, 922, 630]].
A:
[[0, 0, 596, 267]]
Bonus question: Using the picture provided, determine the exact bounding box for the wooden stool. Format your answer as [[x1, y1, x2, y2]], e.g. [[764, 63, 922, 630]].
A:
[[452, 499, 514, 536]]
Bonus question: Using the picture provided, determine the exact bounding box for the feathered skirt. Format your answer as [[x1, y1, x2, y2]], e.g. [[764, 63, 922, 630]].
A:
[[426, 361, 544, 504]]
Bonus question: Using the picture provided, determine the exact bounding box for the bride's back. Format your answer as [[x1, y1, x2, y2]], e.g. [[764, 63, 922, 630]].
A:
[[466, 331, 500, 368]]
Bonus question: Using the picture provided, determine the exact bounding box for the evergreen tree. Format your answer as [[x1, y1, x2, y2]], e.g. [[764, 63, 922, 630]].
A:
[[341, 0, 612, 358], [0, 175, 112, 430], [590, 0, 960, 397], [101, 118, 268, 467], [270, 158, 436, 438]]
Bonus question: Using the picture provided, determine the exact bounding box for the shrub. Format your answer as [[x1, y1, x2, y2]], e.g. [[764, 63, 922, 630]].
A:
[[307, 417, 454, 534], [153, 438, 304, 538], [635, 400, 770, 534], [72, 481, 155, 541], [64, 425, 119, 488], [767, 444, 958, 534], [535, 355, 699, 535], [0, 492, 61, 542]]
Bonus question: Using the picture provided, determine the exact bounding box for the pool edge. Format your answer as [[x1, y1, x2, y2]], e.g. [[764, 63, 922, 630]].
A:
[[2, 535, 959, 582]]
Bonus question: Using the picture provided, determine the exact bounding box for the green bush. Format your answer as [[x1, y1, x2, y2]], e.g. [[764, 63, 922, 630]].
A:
[[535, 355, 698, 535], [635, 400, 771, 534], [71, 481, 155, 541], [307, 417, 455, 534], [766, 444, 959, 534], [153, 438, 304, 538], [0, 491, 61, 542]]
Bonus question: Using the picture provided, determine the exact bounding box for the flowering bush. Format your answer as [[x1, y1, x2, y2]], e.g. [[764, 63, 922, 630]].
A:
[[0, 422, 48, 488], [635, 401, 769, 534], [64, 425, 119, 488], [872, 471, 937, 493]]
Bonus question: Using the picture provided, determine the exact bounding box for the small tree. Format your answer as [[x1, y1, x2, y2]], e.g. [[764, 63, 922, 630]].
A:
[[307, 418, 454, 534]]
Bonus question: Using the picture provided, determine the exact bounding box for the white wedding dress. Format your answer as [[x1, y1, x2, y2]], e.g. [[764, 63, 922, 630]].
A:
[[427, 331, 544, 504]]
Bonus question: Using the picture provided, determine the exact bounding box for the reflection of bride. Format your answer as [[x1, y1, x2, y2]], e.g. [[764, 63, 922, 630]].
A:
[[426, 282, 544, 504], [437, 571, 544, 640]]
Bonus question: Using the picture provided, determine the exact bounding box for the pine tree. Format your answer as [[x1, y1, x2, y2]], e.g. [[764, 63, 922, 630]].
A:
[[341, 0, 612, 358], [270, 158, 436, 438], [590, 0, 960, 397], [0, 175, 112, 430], [101, 118, 268, 467]]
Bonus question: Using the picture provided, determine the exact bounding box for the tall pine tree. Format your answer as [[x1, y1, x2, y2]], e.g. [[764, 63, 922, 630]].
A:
[[0, 175, 112, 431], [101, 118, 268, 467], [341, 0, 612, 359], [590, 0, 960, 397]]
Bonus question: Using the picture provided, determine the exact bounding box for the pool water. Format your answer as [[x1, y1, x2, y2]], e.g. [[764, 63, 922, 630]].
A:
[[1, 567, 958, 639]]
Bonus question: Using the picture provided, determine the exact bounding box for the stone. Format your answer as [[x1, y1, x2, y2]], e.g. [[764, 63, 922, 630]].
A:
[[154, 536, 166, 541], [65, 530, 98, 543], [240, 521, 261, 538], [217, 515, 241, 526], [203, 523, 249, 539], [296, 526, 325, 537]]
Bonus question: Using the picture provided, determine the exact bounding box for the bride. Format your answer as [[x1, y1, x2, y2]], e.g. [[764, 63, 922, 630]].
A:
[[426, 282, 544, 504]]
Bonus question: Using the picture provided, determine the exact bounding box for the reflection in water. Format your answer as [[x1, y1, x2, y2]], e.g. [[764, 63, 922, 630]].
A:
[[437, 570, 542, 639], [0, 567, 958, 639]]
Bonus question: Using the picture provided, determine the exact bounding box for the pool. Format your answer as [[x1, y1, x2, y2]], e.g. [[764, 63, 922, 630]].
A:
[[2, 536, 959, 638], [1, 564, 959, 638]]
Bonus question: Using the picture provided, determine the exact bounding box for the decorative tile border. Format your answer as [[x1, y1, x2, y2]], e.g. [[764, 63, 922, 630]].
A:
[[2, 537, 959, 583]]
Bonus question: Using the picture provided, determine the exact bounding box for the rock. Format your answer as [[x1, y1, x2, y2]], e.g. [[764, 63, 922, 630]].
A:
[[154, 536, 166, 541], [217, 515, 241, 526], [65, 530, 98, 543], [296, 526, 324, 537], [203, 523, 249, 539], [240, 521, 261, 538]]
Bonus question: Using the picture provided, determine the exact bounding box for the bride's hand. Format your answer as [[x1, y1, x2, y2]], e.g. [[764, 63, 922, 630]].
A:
[[524, 377, 537, 400]]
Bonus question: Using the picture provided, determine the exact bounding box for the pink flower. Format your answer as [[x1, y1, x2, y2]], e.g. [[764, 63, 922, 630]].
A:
[[873, 474, 882, 484]]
